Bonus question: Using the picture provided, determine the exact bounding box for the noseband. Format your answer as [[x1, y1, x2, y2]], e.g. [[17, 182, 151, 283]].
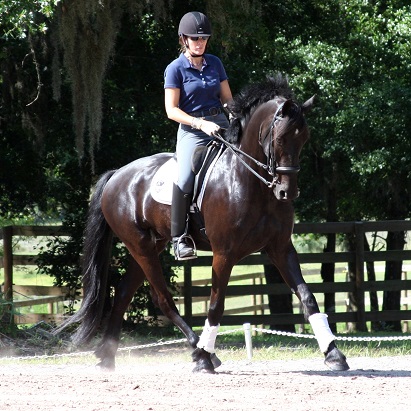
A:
[[214, 100, 301, 188]]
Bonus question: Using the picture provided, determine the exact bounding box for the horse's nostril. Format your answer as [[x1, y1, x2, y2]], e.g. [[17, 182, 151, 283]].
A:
[[279, 190, 287, 199]]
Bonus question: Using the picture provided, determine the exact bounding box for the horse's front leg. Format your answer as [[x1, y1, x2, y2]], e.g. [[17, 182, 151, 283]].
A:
[[192, 254, 233, 373], [266, 243, 349, 371]]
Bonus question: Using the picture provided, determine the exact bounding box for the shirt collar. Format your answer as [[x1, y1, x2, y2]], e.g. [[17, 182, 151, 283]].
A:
[[180, 53, 208, 69]]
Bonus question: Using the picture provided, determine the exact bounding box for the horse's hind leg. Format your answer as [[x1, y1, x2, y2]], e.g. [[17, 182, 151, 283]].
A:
[[267, 244, 349, 371], [191, 254, 235, 373], [95, 257, 145, 370], [126, 243, 199, 349], [149, 282, 222, 370]]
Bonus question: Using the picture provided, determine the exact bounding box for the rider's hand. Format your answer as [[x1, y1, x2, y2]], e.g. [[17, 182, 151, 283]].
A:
[[199, 120, 221, 136]]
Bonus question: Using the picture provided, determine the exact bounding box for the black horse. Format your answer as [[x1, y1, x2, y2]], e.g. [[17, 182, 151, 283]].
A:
[[58, 74, 349, 373]]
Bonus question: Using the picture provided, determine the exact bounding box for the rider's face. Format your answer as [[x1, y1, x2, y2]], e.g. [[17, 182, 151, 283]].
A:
[[186, 36, 208, 54]]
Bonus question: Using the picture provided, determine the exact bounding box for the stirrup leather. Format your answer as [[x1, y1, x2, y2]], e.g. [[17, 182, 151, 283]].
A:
[[174, 234, 197, 261]]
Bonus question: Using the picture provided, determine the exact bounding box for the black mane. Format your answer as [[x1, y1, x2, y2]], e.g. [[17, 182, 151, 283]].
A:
[[225, 73, 294, 143]]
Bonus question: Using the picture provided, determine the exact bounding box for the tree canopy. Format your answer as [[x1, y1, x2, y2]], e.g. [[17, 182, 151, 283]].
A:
[[1, 0, 410, 328], [3, 1, 410, 223]]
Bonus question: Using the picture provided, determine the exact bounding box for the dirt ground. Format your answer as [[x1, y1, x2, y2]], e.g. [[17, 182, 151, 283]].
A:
[[0, 352, 410, 411]]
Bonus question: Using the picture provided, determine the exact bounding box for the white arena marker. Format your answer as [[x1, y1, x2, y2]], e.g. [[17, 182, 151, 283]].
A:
[[243, 323, 253, 359]]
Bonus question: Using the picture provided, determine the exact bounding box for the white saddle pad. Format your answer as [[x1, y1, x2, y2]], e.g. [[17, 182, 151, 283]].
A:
[[150, 158, 176, 205], [150, 154, 219, 209]]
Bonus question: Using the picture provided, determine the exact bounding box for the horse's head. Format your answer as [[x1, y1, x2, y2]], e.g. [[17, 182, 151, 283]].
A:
[[224, 74, 314, 202], [258, 96, 314, 201]]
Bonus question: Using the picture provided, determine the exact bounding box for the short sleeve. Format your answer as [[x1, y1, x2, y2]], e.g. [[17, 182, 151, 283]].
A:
[[164, 62, 181, 89]]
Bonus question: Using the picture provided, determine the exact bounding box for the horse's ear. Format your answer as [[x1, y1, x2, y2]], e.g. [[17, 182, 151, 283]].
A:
[[302, 95, 315, 114]]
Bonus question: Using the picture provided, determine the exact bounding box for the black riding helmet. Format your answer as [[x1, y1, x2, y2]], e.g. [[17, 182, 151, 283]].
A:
[[178, 11, 212, 37]]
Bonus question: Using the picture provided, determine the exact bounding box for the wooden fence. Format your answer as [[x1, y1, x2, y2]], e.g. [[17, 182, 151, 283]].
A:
[[0, 225, 71, 325], [178, 220, 411, 329], [1, 221, 411, 330]]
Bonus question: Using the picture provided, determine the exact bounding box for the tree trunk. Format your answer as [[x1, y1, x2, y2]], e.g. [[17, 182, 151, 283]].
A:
[[263, 255, 295, 332], [382, 231, 405, 332]]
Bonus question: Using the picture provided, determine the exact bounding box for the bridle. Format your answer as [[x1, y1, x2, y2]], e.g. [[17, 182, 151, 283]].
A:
[[214, 100, 301, 188]]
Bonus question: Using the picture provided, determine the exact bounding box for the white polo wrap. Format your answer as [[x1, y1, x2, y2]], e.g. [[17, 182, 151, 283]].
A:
[[308, 313, 335, 353], [197, 319, 220, 353]]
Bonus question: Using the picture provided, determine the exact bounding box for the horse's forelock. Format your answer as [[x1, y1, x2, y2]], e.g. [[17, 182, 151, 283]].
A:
[[277, 103, 308, 141]]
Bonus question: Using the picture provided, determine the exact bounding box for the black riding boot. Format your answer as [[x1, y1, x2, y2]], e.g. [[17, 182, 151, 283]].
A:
[[171, 184, 196, 260]]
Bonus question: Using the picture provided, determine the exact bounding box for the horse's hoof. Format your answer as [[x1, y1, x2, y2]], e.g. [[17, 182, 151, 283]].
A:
[[95, 358, 116, 372], [192, 347, 215, 373], [324, 345, 349, 371], [210, 353, 222, 369], [192, 361, 215, 374]]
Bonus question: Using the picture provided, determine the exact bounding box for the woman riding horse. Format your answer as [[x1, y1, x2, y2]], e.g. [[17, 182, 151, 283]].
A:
[[56, 74, 349, 374], [164, 11, 232, 260]]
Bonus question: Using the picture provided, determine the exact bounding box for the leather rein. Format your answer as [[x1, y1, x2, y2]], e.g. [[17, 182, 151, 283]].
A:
[[213, 101, 300, 188]]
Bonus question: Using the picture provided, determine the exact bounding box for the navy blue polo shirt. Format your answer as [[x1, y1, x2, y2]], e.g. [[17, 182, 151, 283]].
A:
[[164, 53, 228, 114]]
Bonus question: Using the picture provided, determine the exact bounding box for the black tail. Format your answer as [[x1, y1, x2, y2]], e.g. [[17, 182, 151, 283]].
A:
[[55, 170, 116, 345]]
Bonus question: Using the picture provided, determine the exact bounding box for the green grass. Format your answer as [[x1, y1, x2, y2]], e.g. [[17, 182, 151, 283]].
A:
[[12, 266, 54, 287], [2, 236, 57, 319], [217, 329, 411, 358], [6, 235, 54, 286], [0, 328, 410, 367], [7, 265, 56, 319], [120, 327, 411, 364]]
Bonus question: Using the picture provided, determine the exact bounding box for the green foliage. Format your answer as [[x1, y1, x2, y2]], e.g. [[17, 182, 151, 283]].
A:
[[271, 0, 411, 222], [292, 233, 326, 253], [35, 181, 89, 313], [0, 292, 20, 336], [0, 0, 57, 39], [2, 0, 411, 334]]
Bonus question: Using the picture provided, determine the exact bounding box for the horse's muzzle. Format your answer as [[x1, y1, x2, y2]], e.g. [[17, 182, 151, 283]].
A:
[[274, 182, 300, 201]]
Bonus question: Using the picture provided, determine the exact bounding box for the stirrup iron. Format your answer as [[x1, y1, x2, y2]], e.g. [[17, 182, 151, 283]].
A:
[[174, 234, 197, 261]]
